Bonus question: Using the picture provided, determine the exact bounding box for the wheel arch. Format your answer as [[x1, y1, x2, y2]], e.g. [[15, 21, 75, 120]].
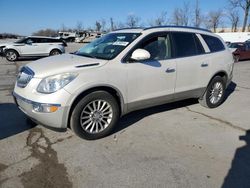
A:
[[49, 48, 62, 54], [200, 70, 228, 99], [66, 85, 125, 128], [4, 48, 20, 56], [209, 71, 228, 85]]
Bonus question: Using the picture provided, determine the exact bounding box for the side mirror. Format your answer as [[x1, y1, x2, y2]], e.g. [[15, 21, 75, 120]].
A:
[[130, 49, 150, 61]]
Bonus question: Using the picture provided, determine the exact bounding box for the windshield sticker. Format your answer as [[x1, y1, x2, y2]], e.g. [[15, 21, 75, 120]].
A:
[[113, 41, 129, 46]]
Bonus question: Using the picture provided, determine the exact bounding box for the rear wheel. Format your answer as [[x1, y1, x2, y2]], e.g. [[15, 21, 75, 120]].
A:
[[5, 50, 18, 61], [49, 49, 61, 56], [199, 76, 226, 108], [70, 91, 119, 140]]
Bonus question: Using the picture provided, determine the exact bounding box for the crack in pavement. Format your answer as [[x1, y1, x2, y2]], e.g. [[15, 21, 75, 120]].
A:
[[0, 163, 8, 185], [19, 127, 73, 188], [185, 107, 246, 132], [237, 85, 250, 90]]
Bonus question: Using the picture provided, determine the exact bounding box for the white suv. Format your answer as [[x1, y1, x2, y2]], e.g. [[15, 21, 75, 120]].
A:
[[0, 36, 66, 61], [13, 26, 234, 139]]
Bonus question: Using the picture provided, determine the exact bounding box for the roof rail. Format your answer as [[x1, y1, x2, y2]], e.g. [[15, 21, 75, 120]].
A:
[[113, 27, 144, 31], [143, 25, 212, 33]]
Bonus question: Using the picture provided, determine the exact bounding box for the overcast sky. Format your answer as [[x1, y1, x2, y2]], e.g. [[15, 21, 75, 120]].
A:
[[0, 0, 236, 35]]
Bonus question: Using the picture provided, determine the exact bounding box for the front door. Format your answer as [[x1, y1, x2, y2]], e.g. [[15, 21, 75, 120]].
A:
[[126, 32, 176, 110]]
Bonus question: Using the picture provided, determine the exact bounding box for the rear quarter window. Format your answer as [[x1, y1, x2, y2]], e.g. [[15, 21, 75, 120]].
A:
[[201, 34, 225, 52]]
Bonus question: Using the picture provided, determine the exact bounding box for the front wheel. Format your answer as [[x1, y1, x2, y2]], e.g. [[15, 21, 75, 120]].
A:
[[5, 50, 18, 61], [199, 76, 226, 108], [70, 91, 120, 140]]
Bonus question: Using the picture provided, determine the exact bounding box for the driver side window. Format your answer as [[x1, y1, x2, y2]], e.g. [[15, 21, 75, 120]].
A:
[[140, 34, 172, 60], [26, 38, 35, 44]]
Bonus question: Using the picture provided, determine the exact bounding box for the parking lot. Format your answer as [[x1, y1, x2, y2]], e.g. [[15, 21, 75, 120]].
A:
[[0, 43, 250, 188]]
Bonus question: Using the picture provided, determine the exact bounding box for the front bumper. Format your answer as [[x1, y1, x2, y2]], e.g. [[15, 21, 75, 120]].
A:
[[0, 47, 5, 57], [13, 92, 69, 129]]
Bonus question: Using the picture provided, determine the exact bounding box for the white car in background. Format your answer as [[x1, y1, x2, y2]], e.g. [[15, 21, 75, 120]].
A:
[[0, 36, 66, 61]]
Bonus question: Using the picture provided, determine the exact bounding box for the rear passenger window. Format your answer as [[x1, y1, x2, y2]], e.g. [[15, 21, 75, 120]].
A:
[[201, 34, 225, 52], [40, 38, 49, 43], [171, 32, 204, 58]]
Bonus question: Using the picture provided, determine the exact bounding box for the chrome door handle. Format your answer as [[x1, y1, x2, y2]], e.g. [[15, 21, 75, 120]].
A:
[[166, 68, 175, 73], [201, 62, 208, 67]]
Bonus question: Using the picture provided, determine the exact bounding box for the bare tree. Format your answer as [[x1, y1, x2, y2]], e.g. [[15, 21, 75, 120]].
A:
[[194, 0, 203, 27], [206, 10, 223, 32], [126, 14, 140, 27], [110, 17, 115, 31], [76, 21, 83, 32], [32, 29, 58, 37], [95, 21, 101, 32], [172, 8, 182, 25], [150, 11, 168, 26], [182, 2, 190, 26], [117, 22, 125, 29], [60, 23, 67, 32], [229, 0, 250, 32], [227, 9, 240, 32], [101, 19, 106, 32], [171, 2, 190, 26]]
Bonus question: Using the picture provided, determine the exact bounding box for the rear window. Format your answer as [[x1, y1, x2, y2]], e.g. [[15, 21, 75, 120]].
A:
[[201, 34, 225, 52], [229, 43, 243, 48]]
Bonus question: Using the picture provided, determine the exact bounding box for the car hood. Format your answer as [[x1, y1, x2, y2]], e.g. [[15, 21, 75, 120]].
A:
[[26, 54, 108, 78], [0, 43, 12, 47], [229, 48, 237, 53], [0, 42, 25, 47]]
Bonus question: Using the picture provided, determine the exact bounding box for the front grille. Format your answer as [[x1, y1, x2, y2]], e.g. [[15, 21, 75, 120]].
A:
[[17, 66, 35, 88]]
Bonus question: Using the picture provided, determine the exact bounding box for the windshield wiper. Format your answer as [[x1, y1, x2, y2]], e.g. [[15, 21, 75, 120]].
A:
[[77, 53, 97, 59]]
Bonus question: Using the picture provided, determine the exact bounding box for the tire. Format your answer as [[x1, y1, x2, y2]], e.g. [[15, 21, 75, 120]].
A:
[[234, 55, 240, 62], [49, 49, 61, 56], [5, 49, 18, 61], [199, 76, 226, 108], [70, 91, 120, 140]]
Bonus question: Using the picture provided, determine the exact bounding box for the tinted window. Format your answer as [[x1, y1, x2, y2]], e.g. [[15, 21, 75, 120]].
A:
[[27, 38, 38, 43], [171, 32, 200, 58], [194, 35, 205, 54], [201, 34, 225, 52], [139, 34, 172, 60], [229, 43, 242, 48], [246, 42, 250, 50]]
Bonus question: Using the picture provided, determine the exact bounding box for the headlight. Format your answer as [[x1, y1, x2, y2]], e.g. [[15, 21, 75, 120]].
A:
[[37, 73, 78, 94]]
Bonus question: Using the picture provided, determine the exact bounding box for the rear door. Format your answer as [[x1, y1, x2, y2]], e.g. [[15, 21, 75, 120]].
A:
[[36, 38, 51, 55], [171, 32, 210, 99]]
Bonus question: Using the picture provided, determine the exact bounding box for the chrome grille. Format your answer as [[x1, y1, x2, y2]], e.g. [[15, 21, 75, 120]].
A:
[[17, 66, 35, 88]]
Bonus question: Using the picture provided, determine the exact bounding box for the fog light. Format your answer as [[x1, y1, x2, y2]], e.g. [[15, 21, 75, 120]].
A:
[[33, 103, 43, 112], [32, 103, 59, 113]]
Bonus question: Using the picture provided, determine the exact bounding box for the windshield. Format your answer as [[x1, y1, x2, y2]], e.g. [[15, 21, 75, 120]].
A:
[[76, 32, 140, 60], [229, 43, 243, 48], [14, 37, 27, 43]]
